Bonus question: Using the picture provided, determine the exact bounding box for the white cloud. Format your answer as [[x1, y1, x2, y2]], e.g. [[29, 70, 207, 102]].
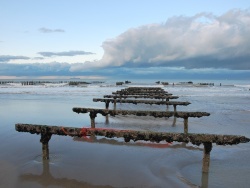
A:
[[79, 9, 250, 70], [39, 27, 65, 33]]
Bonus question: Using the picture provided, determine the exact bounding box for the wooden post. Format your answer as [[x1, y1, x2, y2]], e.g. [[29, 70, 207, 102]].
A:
[[113, 99, 117, 110], [201, 172, 209, 188], [40, 128, 52, 160], [105, 115, 109, 124], [89, 112, 97, 128], [105, 108, 109, 124], [105, 101, 110, 110], [202, 142, 212, 173], [184, 117, 188, 134], [173, 104, 177, 113], [42, 158, 50, 178], [172, 117, 177, 127]]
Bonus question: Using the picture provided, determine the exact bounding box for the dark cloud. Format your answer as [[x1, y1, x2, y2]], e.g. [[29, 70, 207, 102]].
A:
[[78, 9, 250, 71], [38, 51, 95, 57], [39, 27, 65, 33], [0, 62, 71, 76], [0, 55, 30, 62], [0, 62, 249, 80]]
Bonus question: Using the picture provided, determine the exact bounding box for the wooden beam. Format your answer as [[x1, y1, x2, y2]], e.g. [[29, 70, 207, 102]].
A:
[[93, 98, 190, 106], [72, 107, 210, 118], [104, 95, 178, 100], [15, 124, 250, 173], [15, 124, 250, 145]]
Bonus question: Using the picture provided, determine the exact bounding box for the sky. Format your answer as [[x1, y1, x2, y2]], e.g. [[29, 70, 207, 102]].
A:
[[0, 0, 250, 80]]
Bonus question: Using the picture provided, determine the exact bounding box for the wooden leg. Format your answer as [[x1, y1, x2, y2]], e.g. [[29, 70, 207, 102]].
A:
[[89, 112, 97, 128], [105, 101, 110, 110], [184, 118, 188, 134], [40, 128, 52, 160], [202, 142, 212, 173], [173, 105, 177, 113]]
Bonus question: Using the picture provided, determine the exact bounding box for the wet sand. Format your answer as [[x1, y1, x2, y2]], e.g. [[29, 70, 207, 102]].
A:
[[0, 83, 250, 187]]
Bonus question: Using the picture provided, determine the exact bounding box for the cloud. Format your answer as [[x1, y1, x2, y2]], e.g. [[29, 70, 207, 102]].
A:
[[33, 57, 45, 60], [39, 27, 65, 33], [79, 9, 250, 70], [0, 55, 30, 62], [0, 62, 249, 80], [0, 62, 71, 76], [38, 50, 95, 57]]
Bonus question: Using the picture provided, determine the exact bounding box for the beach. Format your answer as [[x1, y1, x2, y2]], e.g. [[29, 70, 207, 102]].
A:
[[0, 79, 250, 188]]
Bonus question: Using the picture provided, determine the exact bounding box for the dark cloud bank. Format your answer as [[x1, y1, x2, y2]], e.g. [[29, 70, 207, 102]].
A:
[[0, 62, 249, 80]]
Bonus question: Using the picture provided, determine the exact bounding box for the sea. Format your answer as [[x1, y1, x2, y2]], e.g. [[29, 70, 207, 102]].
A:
[[0, 79, 249, 188]]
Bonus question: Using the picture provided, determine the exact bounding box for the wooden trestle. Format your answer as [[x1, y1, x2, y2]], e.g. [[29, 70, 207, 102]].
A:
[[72, 107, 210, 133], [15, 123, 250, 173], [14, 86, 250, 176], [93, 98, 190, 111]]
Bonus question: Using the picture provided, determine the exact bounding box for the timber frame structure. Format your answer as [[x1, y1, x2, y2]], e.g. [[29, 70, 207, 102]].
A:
[[15, 86, 250, 177]]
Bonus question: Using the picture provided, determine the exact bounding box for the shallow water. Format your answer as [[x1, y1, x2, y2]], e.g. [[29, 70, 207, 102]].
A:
[[0, 80, 250, 187]]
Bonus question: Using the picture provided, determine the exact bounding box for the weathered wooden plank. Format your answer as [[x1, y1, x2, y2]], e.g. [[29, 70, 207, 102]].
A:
[[15, 123, 250, 173], [113, 91, 169, 95], [104, 95, 178, 99], [93, 98, 190, 106], [72, 107, 209, 118], [113, 88, 169, 92], [15, 124, 250, 145], [124, 87, 164, 91]]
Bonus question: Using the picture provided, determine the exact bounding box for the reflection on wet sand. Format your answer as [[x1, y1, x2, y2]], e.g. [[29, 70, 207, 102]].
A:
[[73, 136, 209, 187], [20, 160, 112, 188], [73, 135, 203, 151], [20, 136, 207, 188]]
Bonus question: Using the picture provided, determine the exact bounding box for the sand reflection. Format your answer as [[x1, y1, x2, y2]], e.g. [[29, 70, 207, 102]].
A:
[[20, 159, 112, 188]]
